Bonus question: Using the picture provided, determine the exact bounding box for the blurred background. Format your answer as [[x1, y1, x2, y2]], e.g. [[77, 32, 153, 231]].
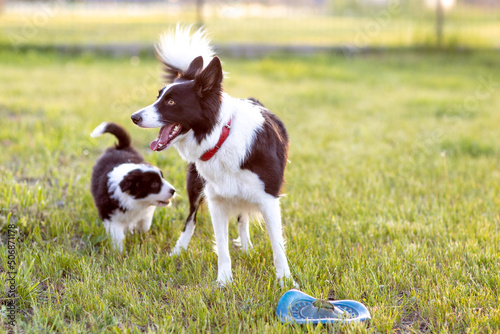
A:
[[1, 0, 499, 54]]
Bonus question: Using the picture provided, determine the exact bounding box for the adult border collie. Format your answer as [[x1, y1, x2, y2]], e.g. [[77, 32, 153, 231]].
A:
[[90, 122, 176, 252], [131, 26, 294, 286]]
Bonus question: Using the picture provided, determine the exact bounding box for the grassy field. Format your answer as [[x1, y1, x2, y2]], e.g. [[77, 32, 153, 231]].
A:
[[0, 3, 499, 49], [1, 46, 500, 333]]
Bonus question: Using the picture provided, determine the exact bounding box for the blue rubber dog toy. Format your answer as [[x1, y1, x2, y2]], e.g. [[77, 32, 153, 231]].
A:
[[276, 289, 371, 324]]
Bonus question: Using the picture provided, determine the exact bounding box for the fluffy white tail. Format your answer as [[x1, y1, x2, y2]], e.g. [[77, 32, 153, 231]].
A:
[[155, 25, 215, 76]]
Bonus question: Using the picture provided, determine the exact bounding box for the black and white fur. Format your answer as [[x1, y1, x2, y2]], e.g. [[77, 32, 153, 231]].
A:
[[90, 122, 175, 252], [131, 26, 294, 286]]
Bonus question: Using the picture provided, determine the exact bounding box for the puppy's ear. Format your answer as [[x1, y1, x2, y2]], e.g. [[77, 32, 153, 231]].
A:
[[183, 56, 204, 80], [119, 170, 140, 194], [119, 178, 133, 193], [194, 56, 223, 96]]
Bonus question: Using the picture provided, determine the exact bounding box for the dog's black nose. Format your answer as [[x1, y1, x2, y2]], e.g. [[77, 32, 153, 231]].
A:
[[131, 114, 142, 124], [170, 188, 176, 195]]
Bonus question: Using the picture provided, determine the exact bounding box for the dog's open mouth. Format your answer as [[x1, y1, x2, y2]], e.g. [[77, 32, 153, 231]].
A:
[[157, 199, 170, 207], [150, 123, 182, 151]]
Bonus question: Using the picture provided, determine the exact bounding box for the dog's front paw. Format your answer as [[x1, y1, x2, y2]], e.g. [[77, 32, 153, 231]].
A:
[[217, 270, 233, 287], [169, 246, 182, 257], [110, 239, 124, 254], [278, 275, 299, 289]]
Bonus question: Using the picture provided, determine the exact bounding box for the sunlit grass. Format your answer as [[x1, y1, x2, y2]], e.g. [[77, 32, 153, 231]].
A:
[[0, 49, 499, 332]]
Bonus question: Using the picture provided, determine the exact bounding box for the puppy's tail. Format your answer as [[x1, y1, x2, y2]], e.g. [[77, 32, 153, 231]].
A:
[[155, 24, 216, 83], [91, 122, 131, 150]]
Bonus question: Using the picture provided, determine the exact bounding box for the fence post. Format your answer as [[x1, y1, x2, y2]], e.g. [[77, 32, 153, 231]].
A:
[[436, 0, 444, 47], [196, 0, 204, 29]]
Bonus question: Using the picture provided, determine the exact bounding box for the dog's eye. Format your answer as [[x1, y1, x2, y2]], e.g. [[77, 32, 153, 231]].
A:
[[167, 99, 175, 106], [152, 182, 160, 189]]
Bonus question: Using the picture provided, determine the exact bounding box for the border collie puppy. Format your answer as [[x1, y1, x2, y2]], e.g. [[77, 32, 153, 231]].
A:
[[90, 122, 175, 252], [131, 26, 295, 286]]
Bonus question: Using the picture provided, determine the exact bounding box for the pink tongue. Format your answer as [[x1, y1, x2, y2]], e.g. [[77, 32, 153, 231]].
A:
[[150, 124, 175, 151], [150, 139, 160, 151]]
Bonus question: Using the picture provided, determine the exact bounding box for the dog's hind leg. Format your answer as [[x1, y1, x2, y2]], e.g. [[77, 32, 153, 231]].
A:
[[171, 163, 205, 256], [234, 214, 253, 253]]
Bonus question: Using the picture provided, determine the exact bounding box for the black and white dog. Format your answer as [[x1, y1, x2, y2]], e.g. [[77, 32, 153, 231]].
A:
[[90, 122, 175, 252], [131, 26, 294, 286]]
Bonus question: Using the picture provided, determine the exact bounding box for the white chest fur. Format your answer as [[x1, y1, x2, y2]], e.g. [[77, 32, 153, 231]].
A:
[[174, 95, 267, 205]]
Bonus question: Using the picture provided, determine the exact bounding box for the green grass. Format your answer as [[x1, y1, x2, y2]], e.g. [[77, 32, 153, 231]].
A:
[[1, 48, 500, 333]]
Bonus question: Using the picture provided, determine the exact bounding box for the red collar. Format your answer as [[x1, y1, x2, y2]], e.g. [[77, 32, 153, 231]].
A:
[[200, 118, 232, 161]]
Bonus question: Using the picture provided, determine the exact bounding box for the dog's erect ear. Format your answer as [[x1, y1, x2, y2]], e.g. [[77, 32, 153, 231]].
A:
[[194, 56, 223, 96], [183, 56, 204, 80], [162, 65, 181, 83], [158, 62, 181, 83], [155, 46, 182, 83]]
